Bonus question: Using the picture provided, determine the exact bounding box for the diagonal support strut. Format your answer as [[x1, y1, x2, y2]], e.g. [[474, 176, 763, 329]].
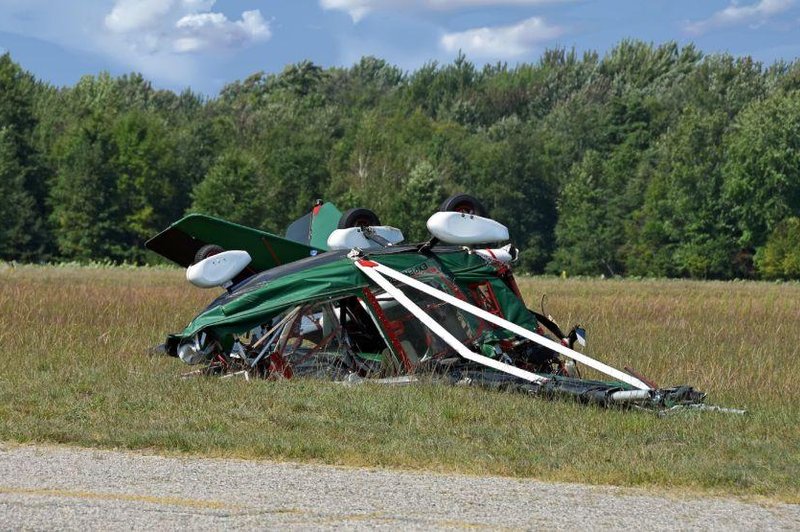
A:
[[355, 260, 549, 384], [356, 259, 651, 391]]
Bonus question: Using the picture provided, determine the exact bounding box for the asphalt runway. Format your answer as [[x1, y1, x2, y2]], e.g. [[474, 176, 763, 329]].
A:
[[0, 444, 797, 530]]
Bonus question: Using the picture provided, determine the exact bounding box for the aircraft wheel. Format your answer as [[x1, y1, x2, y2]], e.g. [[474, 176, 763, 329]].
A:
[[338, 208, 381, 229], [194, 244, 224, 264], [439, 193, 487, 217]]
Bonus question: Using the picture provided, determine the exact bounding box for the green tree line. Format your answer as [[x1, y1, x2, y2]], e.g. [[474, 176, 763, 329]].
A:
[[1, 41, 799, 279]]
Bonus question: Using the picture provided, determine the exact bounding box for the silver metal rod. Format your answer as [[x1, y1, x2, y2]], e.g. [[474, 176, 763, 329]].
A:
[[609, 390, 651, 402]]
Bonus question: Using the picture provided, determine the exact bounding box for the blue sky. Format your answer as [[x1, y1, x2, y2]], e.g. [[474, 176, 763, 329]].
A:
[[0, 0, 798, 96]]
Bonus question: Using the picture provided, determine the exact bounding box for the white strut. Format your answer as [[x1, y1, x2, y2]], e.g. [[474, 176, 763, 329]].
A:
[[355, 260, 548, 384], [356, 259, 652, 391]]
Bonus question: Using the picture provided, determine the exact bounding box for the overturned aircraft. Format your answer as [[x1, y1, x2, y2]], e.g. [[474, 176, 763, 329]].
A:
[[146, 195, 710, 411]]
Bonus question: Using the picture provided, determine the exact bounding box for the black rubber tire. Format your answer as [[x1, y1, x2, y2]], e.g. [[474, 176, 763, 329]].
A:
[[439, 193, 487, 217], [338, 208, 381, 229], [194, 244, 224, 264]]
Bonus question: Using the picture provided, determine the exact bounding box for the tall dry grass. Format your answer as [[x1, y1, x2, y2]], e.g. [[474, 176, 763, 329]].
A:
[[0, 264, 798, 501], [517, 278, 800, 409]]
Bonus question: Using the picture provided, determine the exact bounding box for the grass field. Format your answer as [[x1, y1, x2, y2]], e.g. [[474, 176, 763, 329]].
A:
[[0, 263, 798, 502]]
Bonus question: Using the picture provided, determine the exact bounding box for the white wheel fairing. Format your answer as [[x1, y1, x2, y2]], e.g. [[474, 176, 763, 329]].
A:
[[186, 250, 252, 288], [327, 226, 404, 251], [426, 212, 509, 245]]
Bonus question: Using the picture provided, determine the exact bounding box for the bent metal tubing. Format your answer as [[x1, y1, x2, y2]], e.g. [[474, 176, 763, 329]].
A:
[[355, 259, 652, 391]]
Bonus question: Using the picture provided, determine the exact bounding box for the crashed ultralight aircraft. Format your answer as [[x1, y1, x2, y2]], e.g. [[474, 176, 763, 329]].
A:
[[146, 195, 710, 411]]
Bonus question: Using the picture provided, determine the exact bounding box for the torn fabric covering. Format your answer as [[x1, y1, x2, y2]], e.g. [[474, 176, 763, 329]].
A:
[[176, 247, 539, 344]]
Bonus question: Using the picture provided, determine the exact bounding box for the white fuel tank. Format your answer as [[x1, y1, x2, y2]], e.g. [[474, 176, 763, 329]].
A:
[[186, 250, 252, 288], [327, 226, 404, 251], [426, 211, 509, 245]]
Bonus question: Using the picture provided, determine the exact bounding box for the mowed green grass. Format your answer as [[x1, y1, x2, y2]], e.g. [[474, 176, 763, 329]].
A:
[[0, 264, 798, 502]]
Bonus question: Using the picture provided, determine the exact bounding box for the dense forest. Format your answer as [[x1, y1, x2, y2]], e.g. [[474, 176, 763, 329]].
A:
[[1, 41, 799, 279]]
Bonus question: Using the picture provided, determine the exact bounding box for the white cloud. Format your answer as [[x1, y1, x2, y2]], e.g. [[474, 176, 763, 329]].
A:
[[685, 0, 795, 35], [440, 16, 563, 58], [320, 0, 571, 22], [173, 10, 271, 53], [104, 0, 270, 55], [0, 0, 273, 91], [104, 0, 176, 34]]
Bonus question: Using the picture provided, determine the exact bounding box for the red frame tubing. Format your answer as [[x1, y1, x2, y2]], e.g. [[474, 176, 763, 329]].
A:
[[361, 288, 415, 372], [468, 281, 504, 318]]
